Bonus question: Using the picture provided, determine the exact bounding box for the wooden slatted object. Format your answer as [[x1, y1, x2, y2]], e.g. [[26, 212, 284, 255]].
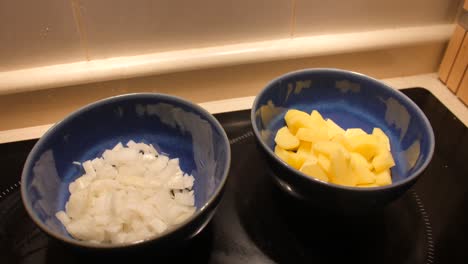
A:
[[439, 0, 468, 101], [439, 25, 466, 84], [457, 70, 468, 105], [447, 34, 468, 92]]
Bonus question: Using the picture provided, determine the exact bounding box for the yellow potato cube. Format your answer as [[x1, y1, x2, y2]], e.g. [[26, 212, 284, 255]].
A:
[[300, 160, 329, 182], [375, 169, 392, 186], [297, 152, 318, 166], [274, 145, 304, 170], [317, 154, 331, 173], [356, 171, 376, 185], [310, 110, 327, 126], [349, 152, 376, 185], [297, 141, 312, 153], [285, 110, 313, 134], [313, 141, 350, 160], [329, 148, 356, 186], [296, 127, 328, 143], [309, 110, 328, 133], [278, 109, 396, 188], [285, 109, 309, 124], [372, 127, 391, 151], [274, 145, 290, 162], [331, 134, 352, 151], [296, 142, 318, 165], [326, 118, 345, 139], [350, 165, 376, 185], [344, 128, 367, 138], [346, 134, 379, 161], [350, 152, 373, 170], [275, 126, 300, 150], [372, 150, 396, 173]]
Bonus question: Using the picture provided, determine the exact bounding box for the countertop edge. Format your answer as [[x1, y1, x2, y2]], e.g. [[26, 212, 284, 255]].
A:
[[0, 73, 466, 144], [0, 24, 453, 95]]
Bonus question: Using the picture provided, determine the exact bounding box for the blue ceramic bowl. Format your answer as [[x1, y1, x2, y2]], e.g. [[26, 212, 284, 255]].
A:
[[251, 69, 434, 211], [21, 93, 230, 249]]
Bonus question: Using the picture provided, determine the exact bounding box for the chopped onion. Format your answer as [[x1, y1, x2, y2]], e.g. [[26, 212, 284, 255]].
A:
[[56, 141, 196, 244]]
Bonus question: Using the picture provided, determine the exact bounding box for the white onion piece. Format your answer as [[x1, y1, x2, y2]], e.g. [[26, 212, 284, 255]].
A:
[[56, 141, 196, 244]]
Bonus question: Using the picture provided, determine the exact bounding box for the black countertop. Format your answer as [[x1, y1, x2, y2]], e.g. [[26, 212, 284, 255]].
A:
[[0, 88, 467, 263]]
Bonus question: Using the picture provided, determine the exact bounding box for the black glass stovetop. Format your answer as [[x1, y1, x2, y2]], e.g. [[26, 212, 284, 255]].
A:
[[0, 88, 467, 264]]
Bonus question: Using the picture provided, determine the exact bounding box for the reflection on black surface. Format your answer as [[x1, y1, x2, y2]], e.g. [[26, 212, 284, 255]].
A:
[[0, 88, 467, 263], [232, 139, 425, 264], [403, 89, 468, 263], [42, 226, 214, 264], [0, 190, 214, 264], [0, 139, 36, 192]]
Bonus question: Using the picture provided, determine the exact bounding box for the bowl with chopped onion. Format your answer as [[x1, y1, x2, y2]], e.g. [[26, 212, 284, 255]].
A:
[[21, 93, 230, 249], [251, 68, 434, 212]]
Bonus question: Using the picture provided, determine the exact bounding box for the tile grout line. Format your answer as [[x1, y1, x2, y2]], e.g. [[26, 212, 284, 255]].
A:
[[289, 0, 297, 38], [70, 0, 90, 61]]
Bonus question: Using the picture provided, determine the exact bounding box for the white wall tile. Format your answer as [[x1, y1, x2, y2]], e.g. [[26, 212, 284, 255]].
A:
[[294, 0, 460, 36], [0, 0, 84, 72], [79, 0, 292, 59]]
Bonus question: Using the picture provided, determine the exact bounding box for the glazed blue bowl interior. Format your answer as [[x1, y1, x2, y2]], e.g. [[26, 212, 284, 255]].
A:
[[252, 69, 434, 189], [21, 93, 230, 248]]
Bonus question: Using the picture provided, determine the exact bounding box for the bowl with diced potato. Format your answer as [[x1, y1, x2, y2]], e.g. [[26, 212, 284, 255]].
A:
[[251, 68, 434, 211]]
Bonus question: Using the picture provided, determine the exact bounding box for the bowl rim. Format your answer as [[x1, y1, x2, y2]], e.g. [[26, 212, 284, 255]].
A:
[[21, 92, 231, 249], [250, 67, 435, 192]]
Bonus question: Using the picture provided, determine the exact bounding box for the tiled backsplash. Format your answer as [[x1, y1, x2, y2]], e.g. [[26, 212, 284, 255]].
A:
[[0, 0, 461, 72], [294, 0, 460, 36], [79, 0, 292, 60], [0, 0, 83, 72]]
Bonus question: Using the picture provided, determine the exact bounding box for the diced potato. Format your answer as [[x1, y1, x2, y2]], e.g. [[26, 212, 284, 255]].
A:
[[297, 141, 312, 153], [297, 152, 317, 166], [285, 109, 309, 124], [296, 142, 317, 165], [352, 165, 376, 185], [275, 126, 300, 150], [346, 134, 379, 161], [344, 128, 367, 138], [310, 110, 327, 126], [356, 170, 376, 185], [285, 110, 313, 134], [350, 152, 373, 170], [329, 148, 356, 187], [317, 154, 331, 173], [309, 110, 328, 133], [274, 145, 290, 162], [331, 134, 351, 151], [372, 150, 396, 173], [274, 145, 304, 169], [313, 141, 350, 160], [326, 119, 345, 139], [275, 109, 395, 188], [372, 127, 391, 151], [300, 160, 329, 182], [296, 127, 328, 143], [350, 153, 375, 185], [375, 169, 392, 186]]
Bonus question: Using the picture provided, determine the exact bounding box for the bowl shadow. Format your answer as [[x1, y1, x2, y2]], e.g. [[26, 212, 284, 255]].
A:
[[43, 223, 215, 264], [233, 141, 426, 264]]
